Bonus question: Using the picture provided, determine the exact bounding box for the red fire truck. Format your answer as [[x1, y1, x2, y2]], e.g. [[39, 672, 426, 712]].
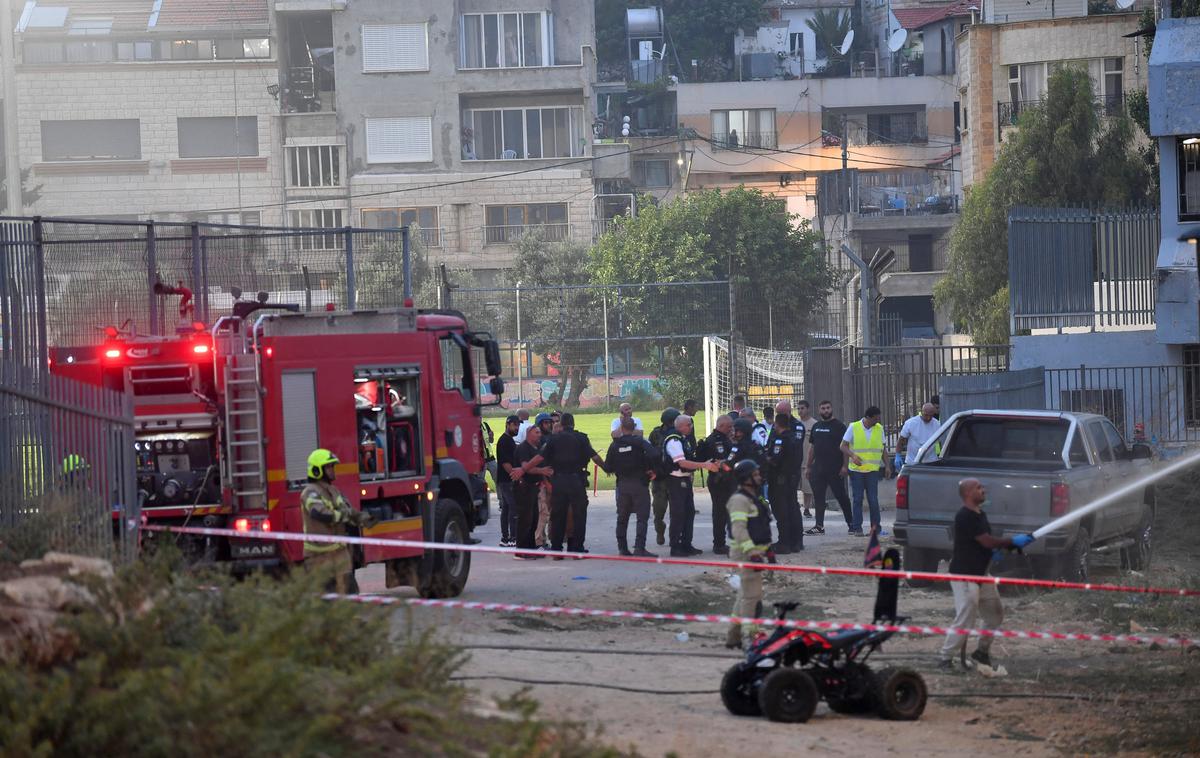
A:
[[51, 298, 504, 598]]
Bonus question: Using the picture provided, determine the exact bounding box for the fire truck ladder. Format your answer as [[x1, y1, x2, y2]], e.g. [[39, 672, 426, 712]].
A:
[[223, 353, 266, 510]]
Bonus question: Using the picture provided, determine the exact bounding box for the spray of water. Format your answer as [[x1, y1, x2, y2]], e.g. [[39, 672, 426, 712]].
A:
[[1032, 447, 1200, 539]]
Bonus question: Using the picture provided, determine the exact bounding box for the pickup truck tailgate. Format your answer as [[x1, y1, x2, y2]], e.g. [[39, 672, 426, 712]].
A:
[[905, 465, 1057, 547]]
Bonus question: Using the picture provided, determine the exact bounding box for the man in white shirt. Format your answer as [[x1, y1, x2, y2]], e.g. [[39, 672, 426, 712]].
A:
[[899, 403, 941, 466], [610, 402, 644, 439], [664, 414, 720, 556], [744, 409, 769, 448], [514, 408, 532, 444]]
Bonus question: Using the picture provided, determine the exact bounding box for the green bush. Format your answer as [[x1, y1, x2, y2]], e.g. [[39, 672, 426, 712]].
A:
[[0, 553, 629, 757]]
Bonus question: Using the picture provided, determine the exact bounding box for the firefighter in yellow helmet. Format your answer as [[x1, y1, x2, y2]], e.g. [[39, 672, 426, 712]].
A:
[[61, 454, 91, 489], [725, 459, 775, 650], [300, 448, 372, 593]]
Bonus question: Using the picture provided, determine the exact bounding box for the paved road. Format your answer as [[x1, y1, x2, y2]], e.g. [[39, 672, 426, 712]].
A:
[[358, 479, 899, 604]]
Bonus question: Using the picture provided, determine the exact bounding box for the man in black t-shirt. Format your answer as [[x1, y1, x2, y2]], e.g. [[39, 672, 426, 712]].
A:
[[513, 425, 552, 557], [494, 415, 521, 547], [939, 478, 1034, 670], [805, 400, 853, 535], [542, 413, 608, 556]]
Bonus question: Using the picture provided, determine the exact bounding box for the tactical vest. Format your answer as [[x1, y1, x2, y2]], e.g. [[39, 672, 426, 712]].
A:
[[663, 432, 694, 474], [848, 420, 884, 473]]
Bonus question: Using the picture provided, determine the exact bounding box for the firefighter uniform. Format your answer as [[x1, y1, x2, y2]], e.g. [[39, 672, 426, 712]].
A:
[[701, 427, 734, 554], [726, 465, 774, 649], [300, 449, 367, 593]]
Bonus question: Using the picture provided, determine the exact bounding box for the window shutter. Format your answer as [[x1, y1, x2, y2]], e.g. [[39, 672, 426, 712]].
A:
[[365, 117, 433, 163], [362, 23, 428, 72]]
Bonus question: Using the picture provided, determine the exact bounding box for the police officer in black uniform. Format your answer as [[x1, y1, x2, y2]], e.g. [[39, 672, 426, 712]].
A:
[[701, 414, 736, 555], [727, 417, 764, 468], [542, 412, 608, 558], [766, 412, 803, 554], [605, 416, 658, 557]]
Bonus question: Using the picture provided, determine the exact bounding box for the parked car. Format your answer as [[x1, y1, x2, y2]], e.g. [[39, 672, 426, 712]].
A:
[[893, 410, 1155, 583]]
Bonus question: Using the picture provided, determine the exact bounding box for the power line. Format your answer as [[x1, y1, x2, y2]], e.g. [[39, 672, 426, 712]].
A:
[[691, 134, 961, 174]]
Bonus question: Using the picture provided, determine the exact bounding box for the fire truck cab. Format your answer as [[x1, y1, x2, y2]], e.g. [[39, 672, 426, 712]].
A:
[[52, 303, 504, 598]]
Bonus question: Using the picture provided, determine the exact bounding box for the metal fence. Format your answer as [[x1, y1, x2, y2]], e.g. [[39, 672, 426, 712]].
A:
[[938, 367, 1047, 421], [1044, 364, 1200, 444], [1, 216, 411, 351], [1008, 206, 1159, 333]]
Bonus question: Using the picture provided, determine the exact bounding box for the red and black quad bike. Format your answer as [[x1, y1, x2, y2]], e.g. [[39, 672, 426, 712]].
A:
[[721, 548, 928, 723]]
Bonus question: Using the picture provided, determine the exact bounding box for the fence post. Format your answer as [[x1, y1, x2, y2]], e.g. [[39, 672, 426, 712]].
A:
[[189, 222, 203, 322], [515, 283, 523, 406], [145, 221, 158, 335], [344, 226, 355, 310], [402, 226, 412, 302], [31, 216, 48, 376], [602, 289, 611, 408]]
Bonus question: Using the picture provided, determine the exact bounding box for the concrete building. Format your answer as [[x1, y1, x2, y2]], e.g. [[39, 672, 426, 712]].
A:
[[8, 0, 282, 224], [956, 11, 1146, 188], [276, 0, 596, 279]]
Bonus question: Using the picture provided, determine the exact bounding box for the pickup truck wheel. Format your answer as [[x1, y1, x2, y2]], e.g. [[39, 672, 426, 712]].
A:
[[1120, 506, 1154, 572], [903, 548, 940, 588], [1061, 528, 1091, 583], [417, 498, 471, 599]]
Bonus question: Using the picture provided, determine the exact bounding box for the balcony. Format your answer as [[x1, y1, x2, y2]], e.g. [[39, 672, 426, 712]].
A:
[[711, 131, 778, 150], [484, 223, 572, 245], [997, 93, 1127, 140]]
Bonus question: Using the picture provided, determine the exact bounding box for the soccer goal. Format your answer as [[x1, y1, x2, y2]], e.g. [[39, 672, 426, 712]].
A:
[[702, 336, 809, 435]]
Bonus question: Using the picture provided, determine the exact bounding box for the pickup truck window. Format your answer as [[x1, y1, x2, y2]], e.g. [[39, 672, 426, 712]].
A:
[[1068, 432, 1090, 465], [1102, 420, 1128, 460], [942, 417, 1070, 463], [1086, 420, 1114, 462]]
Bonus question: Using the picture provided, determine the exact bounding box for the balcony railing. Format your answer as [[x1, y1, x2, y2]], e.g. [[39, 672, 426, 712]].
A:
[[417, 227, 445, 248], [711, 131, 778, 150], [998, 93, 1127, 130], [484, 223, 571, 245]]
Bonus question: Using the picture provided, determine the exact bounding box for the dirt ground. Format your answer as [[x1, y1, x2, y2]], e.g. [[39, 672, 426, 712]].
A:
[[400, 482, 1200, 756]]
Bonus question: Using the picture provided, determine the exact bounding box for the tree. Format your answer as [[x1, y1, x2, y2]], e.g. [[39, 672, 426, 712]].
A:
[[591, 187, 831, 400], [0, 167, 43, 210], [934, 67, 1152, 345], [344, 227, 475, 311], [504, 232, 596, 408], [805, 9, 857, 76]]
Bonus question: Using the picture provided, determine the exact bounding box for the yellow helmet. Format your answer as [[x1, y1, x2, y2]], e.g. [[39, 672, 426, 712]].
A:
[[62, 454, 89, 475], [307, 448, 339, 480]]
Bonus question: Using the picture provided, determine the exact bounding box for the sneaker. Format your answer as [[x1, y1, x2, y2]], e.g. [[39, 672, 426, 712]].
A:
[[633, 548, 657, 558], [712, 545, 730, 556], [849, 529, 865, 537], [805, 526, 825, 536], [686, 546, 704, 556], [803, 509, 812, 518], [669, 548, 690, 557], [970, 649, 992, 668]]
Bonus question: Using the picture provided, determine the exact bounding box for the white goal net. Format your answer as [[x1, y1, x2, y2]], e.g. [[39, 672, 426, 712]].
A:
[[702, 336, 809, 435]]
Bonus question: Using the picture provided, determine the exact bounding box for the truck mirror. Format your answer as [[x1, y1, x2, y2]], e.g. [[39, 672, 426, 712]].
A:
[[489, 377, 505, 397], [1130, 443, 1153, 460], [485, 340, 503, 378]]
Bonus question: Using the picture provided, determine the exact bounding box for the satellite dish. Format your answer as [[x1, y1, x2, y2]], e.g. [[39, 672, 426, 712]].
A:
[[1115, 0, 1134, 8], [839, 29, 855, 56], [888, 28, 908, 52]]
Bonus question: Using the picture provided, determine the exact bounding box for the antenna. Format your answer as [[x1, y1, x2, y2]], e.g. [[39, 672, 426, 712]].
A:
[[888, 28, 908, 52], [1115, 0, 1134, 8], [839, 28, 855, 56]]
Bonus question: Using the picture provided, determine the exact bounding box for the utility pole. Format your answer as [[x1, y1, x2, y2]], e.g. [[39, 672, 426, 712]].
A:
[[2, 0, 22, 215]]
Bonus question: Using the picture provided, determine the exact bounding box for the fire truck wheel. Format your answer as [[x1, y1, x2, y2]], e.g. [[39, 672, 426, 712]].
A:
[[417, 498, 471, 599]]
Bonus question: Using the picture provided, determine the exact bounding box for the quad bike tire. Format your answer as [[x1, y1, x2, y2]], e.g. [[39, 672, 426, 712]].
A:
[[720, 664, 763, 717], [825, 662, 876, 714], [872, 667, 928, 721], [416, 498, 471, 599], [758, 668, 819, 723]]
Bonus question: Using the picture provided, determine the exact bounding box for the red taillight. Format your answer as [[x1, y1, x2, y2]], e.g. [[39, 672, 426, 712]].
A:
[[895, 474, 908, 509], [193, 343, 210, 355], [264, 346, 274, 358], [104, 348, 121, 360], [1051, 483, 1070, 516], [234, 518, 250, 532], [260, 519, 271, 532]]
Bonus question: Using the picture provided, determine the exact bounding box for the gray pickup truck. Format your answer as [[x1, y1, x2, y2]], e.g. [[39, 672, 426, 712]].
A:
[[894, 410, 1155, 584]]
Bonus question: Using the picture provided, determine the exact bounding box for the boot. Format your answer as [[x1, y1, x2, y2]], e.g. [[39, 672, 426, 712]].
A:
[[633, 547, 657, 557], [617, 541, 632, 557]]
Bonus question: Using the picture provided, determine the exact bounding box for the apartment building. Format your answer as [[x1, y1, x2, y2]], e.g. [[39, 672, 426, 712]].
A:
[[8, 0, 282, 224], [957, 11, 1146, 188], [276, 0, 596, 280]]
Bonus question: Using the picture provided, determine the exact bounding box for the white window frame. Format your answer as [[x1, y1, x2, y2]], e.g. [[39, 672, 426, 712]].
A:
[[287, 145, 342, 187], [289, 208, 344, 251], [365, 116, 433, 164], [462, 106, 582, 160], [361, 23, 429, 73], [459, 11, 553, 69]]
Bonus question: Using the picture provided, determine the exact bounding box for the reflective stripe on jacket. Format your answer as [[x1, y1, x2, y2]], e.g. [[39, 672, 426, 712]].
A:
[[727, 490, 772, 557], [300, 480, 353, 556], [848, 420, 884, 473]]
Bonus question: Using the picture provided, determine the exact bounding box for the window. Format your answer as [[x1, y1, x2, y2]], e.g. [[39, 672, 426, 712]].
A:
[[440, 335, 474, 399], [163, 38, 270, 60], [68, 17, 112, 35], [40, 119, 140, 161], [287, 145, 341, 187], [116, 41, 154, 60], [169, 39, 213, 59], [1086, 421, 1113, 463], [710, 109, 776, 148], [355, 371, 423, 480], [866, 112, 923, 144], [788, 32, 804, 56], [1102, 420, 1128, 460], [365, 116, 433, 163], [633, 159, 671, 188], [1068, 432, 1089, 465], [1104, 58, 1124, 115], [1180, 136, 1200, 222], [289, 209, 343, 251], [463, 106, 583, 160], [362, 23, 428, 72], [908, 235, 933, 272], [361, 206, 441, 246], [484, 202, 568, 243], [242, 38, 270, 58], [460, 12, 551, 68], [177, 117, 257, 158], [953, 102, 961, 143]]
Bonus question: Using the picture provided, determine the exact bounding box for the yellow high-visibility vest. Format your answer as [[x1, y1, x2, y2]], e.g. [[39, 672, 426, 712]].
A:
[[848, 420, 884, 473]]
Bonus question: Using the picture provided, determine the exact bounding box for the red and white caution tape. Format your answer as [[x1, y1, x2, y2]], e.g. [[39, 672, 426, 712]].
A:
[[328, 594, 1200, 649], [143, 524, 1200, 597]]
